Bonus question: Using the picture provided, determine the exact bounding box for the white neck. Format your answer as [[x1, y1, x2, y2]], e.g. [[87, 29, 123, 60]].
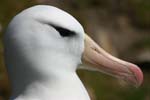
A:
[[14, 71, 90, 100], [8, 52, 90, 100]]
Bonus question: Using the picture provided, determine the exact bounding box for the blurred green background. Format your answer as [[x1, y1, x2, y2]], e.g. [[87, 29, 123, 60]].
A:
[[0, 0, 150, 100]]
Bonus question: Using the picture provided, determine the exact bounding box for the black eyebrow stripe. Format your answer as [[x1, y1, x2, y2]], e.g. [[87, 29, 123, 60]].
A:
[[50, 24, 76, 37]]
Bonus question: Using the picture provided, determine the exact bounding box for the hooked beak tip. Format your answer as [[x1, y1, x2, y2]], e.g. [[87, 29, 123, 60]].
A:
[[129, 64, 143, 87]]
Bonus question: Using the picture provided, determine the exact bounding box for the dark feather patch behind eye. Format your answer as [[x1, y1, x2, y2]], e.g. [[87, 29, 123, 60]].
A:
[[51, 25, 76, 37]]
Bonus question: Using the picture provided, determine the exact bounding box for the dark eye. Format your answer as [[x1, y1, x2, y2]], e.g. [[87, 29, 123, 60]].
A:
[[51, 25, 75, 37]]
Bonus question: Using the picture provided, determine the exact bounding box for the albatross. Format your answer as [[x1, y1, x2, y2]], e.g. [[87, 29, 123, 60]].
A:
[[4, 5, 143, 100]]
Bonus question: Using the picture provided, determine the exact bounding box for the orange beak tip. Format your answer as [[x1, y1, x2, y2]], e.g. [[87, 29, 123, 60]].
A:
[[129, 65, 143, 87]]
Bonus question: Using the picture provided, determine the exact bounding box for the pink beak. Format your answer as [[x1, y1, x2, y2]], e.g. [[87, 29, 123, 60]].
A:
[[82, 34, 143, 87]]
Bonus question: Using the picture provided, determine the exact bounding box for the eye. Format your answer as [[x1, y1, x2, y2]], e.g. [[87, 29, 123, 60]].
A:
[[51, 25, 76, 37]]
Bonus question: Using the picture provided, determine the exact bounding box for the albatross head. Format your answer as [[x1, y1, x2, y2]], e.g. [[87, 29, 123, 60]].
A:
[[5, 5, 85, 74], [4, 5, 143, 99]]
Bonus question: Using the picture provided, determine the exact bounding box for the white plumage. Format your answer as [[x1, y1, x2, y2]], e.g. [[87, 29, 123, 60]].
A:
[[4, 5, 143, 100]]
